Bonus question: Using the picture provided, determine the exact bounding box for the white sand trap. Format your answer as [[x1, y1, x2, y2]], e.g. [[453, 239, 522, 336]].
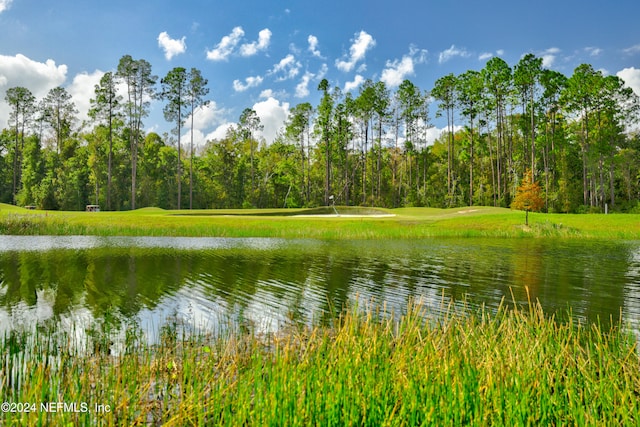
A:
[[293, 214, 396, 218], [456, 209, 479, 214]]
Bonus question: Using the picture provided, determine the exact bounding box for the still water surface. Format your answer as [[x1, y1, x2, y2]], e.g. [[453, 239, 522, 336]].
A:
[[1, 235, 640, 341]]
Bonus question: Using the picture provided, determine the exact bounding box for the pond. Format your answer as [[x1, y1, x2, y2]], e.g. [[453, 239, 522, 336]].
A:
[[1, 235, 640, 345]]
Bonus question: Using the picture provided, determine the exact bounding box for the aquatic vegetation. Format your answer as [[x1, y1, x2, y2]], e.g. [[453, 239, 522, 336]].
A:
[[1, 298, 639, 425]]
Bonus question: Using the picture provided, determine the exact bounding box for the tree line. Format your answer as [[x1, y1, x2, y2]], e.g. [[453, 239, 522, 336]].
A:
[[1, 53, 639, 212]]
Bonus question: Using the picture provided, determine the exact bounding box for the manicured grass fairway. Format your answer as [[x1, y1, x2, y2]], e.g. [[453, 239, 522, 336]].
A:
[[2, 203, 640, 239]]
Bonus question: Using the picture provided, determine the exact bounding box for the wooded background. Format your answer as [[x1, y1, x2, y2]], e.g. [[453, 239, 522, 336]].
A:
[[2, 54, 639, 212]]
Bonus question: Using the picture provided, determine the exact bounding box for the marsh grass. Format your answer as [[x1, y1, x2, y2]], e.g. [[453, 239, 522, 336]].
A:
[[1, 297, 639, 426]]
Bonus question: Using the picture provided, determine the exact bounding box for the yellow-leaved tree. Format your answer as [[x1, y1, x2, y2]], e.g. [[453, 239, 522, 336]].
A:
[[511, 169, 544, 226]]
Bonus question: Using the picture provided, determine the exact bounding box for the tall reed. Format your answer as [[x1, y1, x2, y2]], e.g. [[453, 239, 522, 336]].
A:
[[1, 298, 639, 425]]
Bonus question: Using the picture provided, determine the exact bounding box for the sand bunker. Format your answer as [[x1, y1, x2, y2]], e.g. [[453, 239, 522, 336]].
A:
[[293, 214, 396, 218]]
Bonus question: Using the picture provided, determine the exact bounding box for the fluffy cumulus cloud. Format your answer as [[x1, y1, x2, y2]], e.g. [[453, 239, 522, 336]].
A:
[[233, 75, 264, 92], [239, 28, 272, 57], [204, 122, 236, 142], [157, 31, 187, 60], [381, 47, 427, 88], [617, 67, 640, 97], [206, 26, 245, 61], [270, 54, 301, 81], [479, 49, 505, 61], [308, 35, 322, 58], [68, 70, 105, 125], [0, 54, 67, 128], [180, 101, 230, 146], [0, 0, 12, 13], [187, 101, 228, 133], [438, 45, 470, 64], [295, 71, 314, 98], [539, 47, 561, 68], [294, 64, 327, 98], [252, 97, 290, 143], [344, 74, 365, 93], [260, 89, 274, 99], [335, 30, 376, 72], [315, 63, 328, 81], [206, 27, 271, 61]]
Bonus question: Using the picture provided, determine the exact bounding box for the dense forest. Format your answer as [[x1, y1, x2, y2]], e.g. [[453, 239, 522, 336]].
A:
[[1, 54, 639, 212]]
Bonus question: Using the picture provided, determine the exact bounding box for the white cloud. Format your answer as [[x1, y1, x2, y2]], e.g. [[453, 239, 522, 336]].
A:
[[425, 125, 464, 146], [270, 54, 301, 81], [380, 46, 427, 88], [335, 30, 376, 72], [584, 46, 602, 57], [179, 101, 230, 146], [68, 70, 104, 126], [232, 75, 264, 92], [0, 54, 68, 128], [316, 63, 328, 80], [540, 47, 561, 68], [206, 26, 245, 61], [344, 75, 365, 93], [0, 0, 12, 13], [438, 45, 470, 64], [623, 44, 640, 55], [295, 72, 315, 98], [157, 31, 187, 60], [204, 122, 236, 142], [260, 89, 274, 99], [186, 101, 228, 132], [479, 49, 505, 61], [381, 56, 414, 87], [252, 97, 290, 143], [308, 35, 322, 58], [239, 28, 272, 57], [617, 67, 640, 97]]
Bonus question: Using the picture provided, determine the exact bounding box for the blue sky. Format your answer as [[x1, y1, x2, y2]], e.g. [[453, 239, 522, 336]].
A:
[[1, 0, 639, 145]]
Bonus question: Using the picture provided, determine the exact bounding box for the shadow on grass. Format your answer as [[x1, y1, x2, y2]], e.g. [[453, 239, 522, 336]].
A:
[[169, 206, 390, 217]]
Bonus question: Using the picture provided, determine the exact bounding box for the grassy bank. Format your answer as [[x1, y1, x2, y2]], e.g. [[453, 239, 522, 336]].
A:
[[2, 203, 640, 239], [1, 299, 639, 426]]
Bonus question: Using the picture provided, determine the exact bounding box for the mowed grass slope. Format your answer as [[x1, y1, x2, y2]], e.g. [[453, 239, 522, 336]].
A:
[[1, 203, 640, 239]]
